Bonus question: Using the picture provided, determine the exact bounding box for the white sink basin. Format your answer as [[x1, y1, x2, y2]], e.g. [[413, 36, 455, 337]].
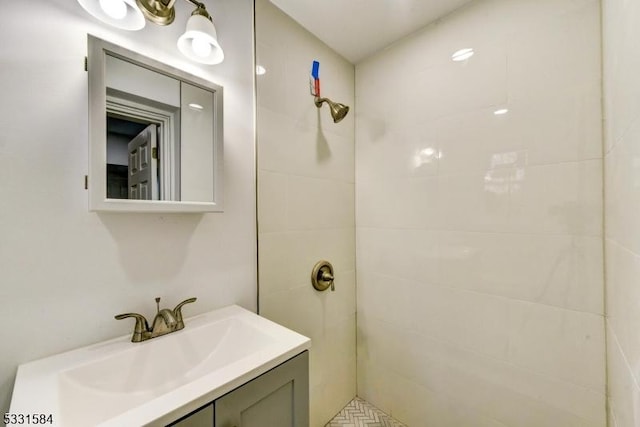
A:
[[10, 305, 310, 427]]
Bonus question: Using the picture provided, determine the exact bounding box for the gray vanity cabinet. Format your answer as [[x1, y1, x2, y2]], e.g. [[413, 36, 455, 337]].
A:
[[169, 351, 309, 427], [215, 351, 309, 427]]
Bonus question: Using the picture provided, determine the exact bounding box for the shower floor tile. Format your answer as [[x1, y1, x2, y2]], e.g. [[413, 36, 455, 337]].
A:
[[326, 397, 407, 427]]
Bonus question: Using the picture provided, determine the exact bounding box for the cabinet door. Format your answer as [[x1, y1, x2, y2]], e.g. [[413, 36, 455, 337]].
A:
[[167, 403, 214, 427], [215, 351, 309, 427]]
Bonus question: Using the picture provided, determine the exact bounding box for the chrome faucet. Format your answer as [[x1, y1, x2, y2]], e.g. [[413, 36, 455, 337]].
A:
[[115, 297, 197, 342]]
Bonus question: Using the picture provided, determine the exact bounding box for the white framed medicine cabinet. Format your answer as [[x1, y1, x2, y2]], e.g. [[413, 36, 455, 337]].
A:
[[87, 35, 224, 213]]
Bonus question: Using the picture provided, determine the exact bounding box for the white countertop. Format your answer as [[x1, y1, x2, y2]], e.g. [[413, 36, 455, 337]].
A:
[[10, 305, 311, 426]]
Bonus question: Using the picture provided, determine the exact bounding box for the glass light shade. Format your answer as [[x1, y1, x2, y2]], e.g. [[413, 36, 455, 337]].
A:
[[177, 14, 224, 65], [77, 0, 145, 30], [191, 37, 212, 57], [99, 0, 127, 19]]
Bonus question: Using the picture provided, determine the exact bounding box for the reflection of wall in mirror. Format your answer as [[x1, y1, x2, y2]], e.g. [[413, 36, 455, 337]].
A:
[[105, 55, 180, 108], [107, 133, 129, 166], [106, 126, 133, 199], [181, 82, 215, 203]]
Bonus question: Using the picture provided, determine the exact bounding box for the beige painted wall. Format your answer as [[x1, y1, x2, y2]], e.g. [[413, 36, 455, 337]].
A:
[[0, 0, 256, 413]]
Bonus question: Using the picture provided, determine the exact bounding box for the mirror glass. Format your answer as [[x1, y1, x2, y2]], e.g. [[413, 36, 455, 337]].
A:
[[88, 36, 224, 213]]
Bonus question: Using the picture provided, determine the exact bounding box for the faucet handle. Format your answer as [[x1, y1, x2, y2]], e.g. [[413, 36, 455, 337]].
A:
[[173, 297, 197, 330], [115, 313, 150, 343]]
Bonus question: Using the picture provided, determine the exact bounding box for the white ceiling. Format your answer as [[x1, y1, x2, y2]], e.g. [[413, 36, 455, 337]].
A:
[[269, 0, 475, 63]]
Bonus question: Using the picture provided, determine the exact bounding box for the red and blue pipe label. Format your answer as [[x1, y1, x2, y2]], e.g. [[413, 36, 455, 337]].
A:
[[310, 60, 320, 96]]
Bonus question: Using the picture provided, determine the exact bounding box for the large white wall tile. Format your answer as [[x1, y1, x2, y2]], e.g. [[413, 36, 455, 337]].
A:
[[430, 44, 508, 122], [255, 44, 288, 115], [607, 324, 640, 427], [437, 231, 603, 313], [438, 172, 510, 232], [436, 93, 602, 176], [604, 0, 640, 424], [255, 0, 356, 425], [606, 239, 640, 387], [605, 118, 640, 254], [506, 301, 605, 391], [257, 107, 355, 183], [286, 176, 354, 230], [508, 160, 602, 236], [506, 1, 601, 103], [263, 284, 356, 426], [257, 170, 289, 233], [356, 0, 604, 424], [413, 285, 512, 359], [356, 124, 439, 180], [356, 228, 440, 286], [602, 0, 640, 154], [357, 315, 605, 427], [357, 175, 440, 229], [259, 172, 356, 237]]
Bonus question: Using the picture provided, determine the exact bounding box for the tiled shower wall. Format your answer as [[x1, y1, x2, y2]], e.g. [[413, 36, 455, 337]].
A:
[[355, 0, 605, 425], [603, 0, 640, 425], [254, 0, 356, 426]]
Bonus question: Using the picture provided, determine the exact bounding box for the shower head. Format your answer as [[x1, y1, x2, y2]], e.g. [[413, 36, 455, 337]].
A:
[[314, 97, 350, 123]]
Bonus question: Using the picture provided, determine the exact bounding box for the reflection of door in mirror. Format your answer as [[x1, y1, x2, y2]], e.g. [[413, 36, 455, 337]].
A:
[[106, 116, 146, 199], [105, 54, 180, 201], [128, 124, 157, 200], [106, 115, 163, 200]]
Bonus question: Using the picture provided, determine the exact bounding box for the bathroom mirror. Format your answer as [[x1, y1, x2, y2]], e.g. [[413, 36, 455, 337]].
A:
[[87, 35, 224, 212]]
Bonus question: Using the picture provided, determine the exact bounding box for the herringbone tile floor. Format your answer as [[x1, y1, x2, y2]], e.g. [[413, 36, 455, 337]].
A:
[[325, 397, 407, 427]]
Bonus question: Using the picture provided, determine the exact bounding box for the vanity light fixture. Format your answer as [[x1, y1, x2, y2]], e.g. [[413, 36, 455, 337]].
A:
[[176, 3, 224, 64], [77, 0, 224, 64], [78, 0, 145, 30]]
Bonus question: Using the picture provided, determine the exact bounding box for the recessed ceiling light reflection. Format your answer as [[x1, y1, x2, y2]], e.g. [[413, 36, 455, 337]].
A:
[[256, 65, 266, 75], [413, 147, 441, 169], [188, 103, 204, 111], [494, 108, 509, 115], [452, 48, 474, 62]]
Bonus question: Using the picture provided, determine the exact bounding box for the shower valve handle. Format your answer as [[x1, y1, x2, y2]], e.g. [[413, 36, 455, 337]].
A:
[[312, 260, 335, 292], [321, 270, 335, 291]]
